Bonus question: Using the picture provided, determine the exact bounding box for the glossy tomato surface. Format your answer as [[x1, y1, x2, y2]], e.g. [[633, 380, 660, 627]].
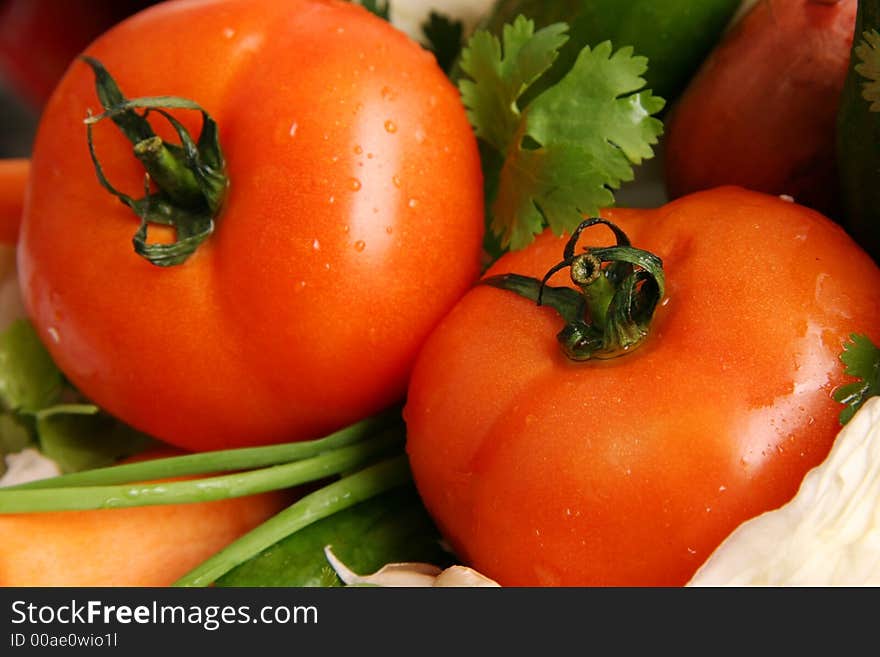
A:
[[18, 0, 484, 450], [405, 187, 880, 586]]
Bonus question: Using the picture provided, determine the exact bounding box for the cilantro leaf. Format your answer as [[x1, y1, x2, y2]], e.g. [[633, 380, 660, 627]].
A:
[[855, 29, 880, 112], [458, 17, 665, 251], [833, 333, 880, 424], [421, 11, 464, 74], [459, 16, 569, 154]]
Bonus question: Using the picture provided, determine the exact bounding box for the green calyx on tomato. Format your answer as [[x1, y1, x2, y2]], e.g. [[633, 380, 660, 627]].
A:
[[82, 57, 228, 267], [483, 217, 664, 360]]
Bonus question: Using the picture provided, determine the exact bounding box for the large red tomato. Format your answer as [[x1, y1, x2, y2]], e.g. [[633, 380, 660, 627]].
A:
[[18, 0, 484, 450], [405, 187, 880, 586]]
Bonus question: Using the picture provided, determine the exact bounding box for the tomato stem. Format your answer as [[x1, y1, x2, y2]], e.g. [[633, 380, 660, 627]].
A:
[[483, 217, 665, 360], [81, 57, 228, 267]]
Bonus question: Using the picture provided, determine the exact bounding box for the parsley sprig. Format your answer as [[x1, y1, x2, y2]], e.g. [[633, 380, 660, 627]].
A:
[[855, 29, 880, 111], [458, 15, 665, 252], [834, 333, 880, 425]]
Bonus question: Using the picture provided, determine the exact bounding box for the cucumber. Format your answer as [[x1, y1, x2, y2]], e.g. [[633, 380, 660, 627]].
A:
[[476, 0, 742, 104], [837, 0, 880, 262]]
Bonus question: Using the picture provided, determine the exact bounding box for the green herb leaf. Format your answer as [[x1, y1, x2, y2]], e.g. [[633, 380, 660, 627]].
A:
[[36, 411, 155, 474], [215, 486, 451, 587], [459, 16, 569, 154], [421, 11, 464, 74], [0, 319, 63, 414], [0, 413, 32, 454], [459, 17, 665, 251], [855, 29, 880, 112], [833, 333, 880, 424], [355, 0, 389, 20]]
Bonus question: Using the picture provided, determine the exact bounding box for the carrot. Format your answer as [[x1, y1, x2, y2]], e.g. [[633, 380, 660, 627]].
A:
[[0, 450, 293, 586], [0, 159, 28, 245]]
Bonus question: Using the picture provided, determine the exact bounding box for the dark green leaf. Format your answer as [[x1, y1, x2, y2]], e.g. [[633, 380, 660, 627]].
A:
[[421, 11, 464, 74], [215, 486, 452, 587], [834, 333, 880, 424], [37, 412, 155, 474], [855, 29, 880, 112], [0, 413, 33, 453], [355, 0, 389, 20]]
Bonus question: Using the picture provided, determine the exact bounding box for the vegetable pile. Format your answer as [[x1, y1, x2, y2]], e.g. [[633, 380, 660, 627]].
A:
[[1, 0, 880, 588]]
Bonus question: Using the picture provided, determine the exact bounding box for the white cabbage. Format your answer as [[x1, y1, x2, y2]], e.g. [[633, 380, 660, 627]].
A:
[[689, 397, 880, 586]]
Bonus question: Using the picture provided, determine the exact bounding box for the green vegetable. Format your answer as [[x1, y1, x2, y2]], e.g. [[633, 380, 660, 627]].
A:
[[36, 409, 154, 474], [216, 485, 451, 587], [422, 11, 464, 74], [476, 0, 741, 104], [0, 428, 402, 512], [0, 397, 414, 587], [459, 16, 664, 251], [0, 319, 63, 414], [837, 0, 880, 263], [834, 333, 880, 424], [173, 454, 412, 587], [0, 319, 152, 473], [354, 0, 389, 20]]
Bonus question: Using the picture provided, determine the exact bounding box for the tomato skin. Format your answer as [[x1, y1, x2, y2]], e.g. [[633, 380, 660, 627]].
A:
[[404, 187, 880, 586], [17, 0, 484, 451]]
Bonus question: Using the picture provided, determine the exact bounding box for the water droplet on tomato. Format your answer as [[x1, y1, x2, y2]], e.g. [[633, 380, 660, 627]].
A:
[[385, 226, 393, 234], [329, 196, 336, 204], [354, 145, 363, 155], [350, 178, 362, 191], [354, 240, 366, 252], [312, 239, 321, 251], [384, 120, 397, 134], [392, 175, 402, 188], [325, 262, 332, 270], [47, 327, 60, 344], [415, 128, 426, 144], [381, 86, 396, 100], [408, 198, 418, 208]]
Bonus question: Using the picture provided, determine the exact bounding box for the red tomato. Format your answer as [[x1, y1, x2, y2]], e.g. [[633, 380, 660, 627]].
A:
[[405, 187, 880, 586], [18, 0, 484, 451], [664, 0, 857, 218]]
